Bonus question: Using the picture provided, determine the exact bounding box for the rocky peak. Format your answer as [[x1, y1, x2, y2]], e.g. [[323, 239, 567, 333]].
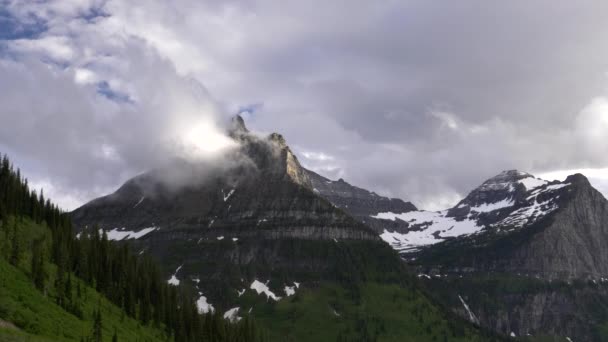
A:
[[228, 114, 249, 138], [565, 173, 591, 187], [267, 132, 287, 148]]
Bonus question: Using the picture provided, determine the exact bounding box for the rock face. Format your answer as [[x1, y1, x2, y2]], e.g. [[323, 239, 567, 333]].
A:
[[382, 170, 608, 341], [304, 169, 417, 233], [70, 115, 399, 313]]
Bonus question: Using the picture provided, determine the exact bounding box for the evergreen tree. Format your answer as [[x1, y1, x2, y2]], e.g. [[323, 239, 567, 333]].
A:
[[31, 238, 47, 291], [9, 221, 20, 266]]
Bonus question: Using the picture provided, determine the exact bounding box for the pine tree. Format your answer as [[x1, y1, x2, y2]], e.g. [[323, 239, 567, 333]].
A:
[[31, 238, 47, 291], [9, 221, 20, 266]]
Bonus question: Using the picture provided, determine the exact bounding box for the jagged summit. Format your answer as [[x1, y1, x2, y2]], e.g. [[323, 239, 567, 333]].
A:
[[227, 114, 249, 140]]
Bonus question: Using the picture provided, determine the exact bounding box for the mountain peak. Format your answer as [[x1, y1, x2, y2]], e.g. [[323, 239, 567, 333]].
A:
[[565, 173, 591, 185], [228, 114, 249, 137], [268, 132, 287, 148]]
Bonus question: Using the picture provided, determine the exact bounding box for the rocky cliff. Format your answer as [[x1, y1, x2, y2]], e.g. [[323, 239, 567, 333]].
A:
[[383, 170, 608, 341]]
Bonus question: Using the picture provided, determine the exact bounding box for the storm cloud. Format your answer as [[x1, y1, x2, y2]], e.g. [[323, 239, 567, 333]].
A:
[[1, 0, 608, 210]]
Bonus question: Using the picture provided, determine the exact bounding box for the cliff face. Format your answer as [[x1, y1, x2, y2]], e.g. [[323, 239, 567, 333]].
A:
[[403, 172, 608, 341], [502, 174, 608, 279], [70, 116, 397, 315]]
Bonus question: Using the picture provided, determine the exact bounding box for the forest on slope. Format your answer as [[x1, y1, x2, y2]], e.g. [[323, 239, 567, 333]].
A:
[[0, 153, 266, 342]]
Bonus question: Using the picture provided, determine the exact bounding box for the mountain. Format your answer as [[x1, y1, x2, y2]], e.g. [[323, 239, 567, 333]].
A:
[[304, 169, 418, 234], [0, 153, 263, 342], [71, 116, 497, 341], [371, 170, 608, 341]]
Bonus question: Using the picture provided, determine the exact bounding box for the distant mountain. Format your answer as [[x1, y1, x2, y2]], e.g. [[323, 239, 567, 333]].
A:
[[71, 116, 493, 341], [371, 169, 608, 341], [304, 169, 417, 233]]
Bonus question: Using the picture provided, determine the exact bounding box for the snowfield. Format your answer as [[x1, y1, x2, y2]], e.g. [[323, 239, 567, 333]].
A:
[[102, 227, 157, 241], [375, 173, 572, 253]]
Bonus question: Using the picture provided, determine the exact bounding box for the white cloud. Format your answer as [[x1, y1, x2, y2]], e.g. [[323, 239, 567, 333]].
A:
[[2, 0, 608, 212]]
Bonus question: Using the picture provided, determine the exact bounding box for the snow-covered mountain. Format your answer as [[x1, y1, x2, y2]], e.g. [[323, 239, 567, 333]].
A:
[[375, 170, 574, 253]]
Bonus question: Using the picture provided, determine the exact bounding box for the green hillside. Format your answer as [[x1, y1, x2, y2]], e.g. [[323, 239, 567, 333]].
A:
[[0, 243, 166, 341]]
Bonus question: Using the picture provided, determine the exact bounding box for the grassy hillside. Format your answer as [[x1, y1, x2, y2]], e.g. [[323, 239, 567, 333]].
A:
[[247, 282, 500, 342], [0, 217, 168, 341]]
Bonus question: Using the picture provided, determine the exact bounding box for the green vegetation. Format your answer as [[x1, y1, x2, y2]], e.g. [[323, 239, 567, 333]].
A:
[[243, 282, 501, 342], [0, 153, 266, 341], [0, 254, 166, 341]]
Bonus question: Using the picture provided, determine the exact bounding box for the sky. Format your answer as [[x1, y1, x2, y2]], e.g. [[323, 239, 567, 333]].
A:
[[1, 0, 608, 211]]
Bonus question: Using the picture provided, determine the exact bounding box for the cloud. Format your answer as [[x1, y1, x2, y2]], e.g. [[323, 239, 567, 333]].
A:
[[2, 0, 608, 210]]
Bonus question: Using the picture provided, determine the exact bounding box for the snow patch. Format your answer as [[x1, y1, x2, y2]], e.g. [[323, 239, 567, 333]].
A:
[[133, 196, 145, 208], [250, 280, 281, 301], [284, 282, 298, 296], [519, 177, 548, 190], [223, 189, 235, 202], [232, 237, 238, 242], [217, 236, 224, 240], [223, 307, 242, 322], [376, 211, 482, 252], [469, 198, 514, 212], [196, 295, 215, 314], [102, 227, 157, 241], [168, 275, 180, 286], [167, 265, 183, 286], [458, 295, 479, 324]]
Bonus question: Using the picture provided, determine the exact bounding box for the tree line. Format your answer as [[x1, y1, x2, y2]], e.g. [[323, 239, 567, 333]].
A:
[[0, 153, 266, 342]]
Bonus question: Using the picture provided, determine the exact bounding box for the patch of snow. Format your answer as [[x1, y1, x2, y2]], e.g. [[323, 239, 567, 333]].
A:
[[284, 284, 297, 296], [519, 177, 548, 191], [418, 274, 431, 279], [167, 265, 183, 286], [294, 282, 300, 288], [217, 236, 224, 240], [133, 196, 145, 208], [545, 183, 570, 191], [250, 280, 281, 301], [232, 237, 238, 242], [566, 337, 573, 342], [469, 198, 514, 212], [458, 295, 479, 324], [192, 277, 200, 284], [237, 289, 246, 297], [102, 227, 157, 241], [76, 232, 82, 239], [376, 211, 482, 251], [224, 307, 242, 322], [168, 275, 180, 286], [333, 309, 340, 317], [510, 332, 516, 337], [208, 219, 215, 228], [223, 189, 235, 202], [196, 295, 215, 314]]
